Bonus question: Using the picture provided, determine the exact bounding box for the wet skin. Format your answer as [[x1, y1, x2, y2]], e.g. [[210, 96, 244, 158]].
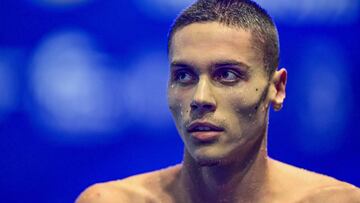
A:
[[75, 22, 360, 203], [167, 22, 285, 167]]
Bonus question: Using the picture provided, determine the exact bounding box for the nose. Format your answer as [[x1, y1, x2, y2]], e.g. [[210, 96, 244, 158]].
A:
[[190, 76, 216, 112]]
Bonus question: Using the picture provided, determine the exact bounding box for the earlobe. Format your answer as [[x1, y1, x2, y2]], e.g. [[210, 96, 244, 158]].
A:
[[271, 68, 287, 111]]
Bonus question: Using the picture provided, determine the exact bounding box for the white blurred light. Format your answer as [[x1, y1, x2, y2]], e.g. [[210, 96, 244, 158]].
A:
[[134, 0, 195, 19], [29, 29, 127, 141], [295, 39, 352, 155], [256, 0, 359, 24], [123, 51, 173, 131], [135, 0, 358, 24]]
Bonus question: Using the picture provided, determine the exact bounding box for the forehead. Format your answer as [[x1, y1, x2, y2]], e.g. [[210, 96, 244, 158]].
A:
[[170, 22, 262, 68]]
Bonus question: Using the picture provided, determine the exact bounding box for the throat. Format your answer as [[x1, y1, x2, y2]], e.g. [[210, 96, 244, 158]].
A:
[[180, 136, 269, 202]]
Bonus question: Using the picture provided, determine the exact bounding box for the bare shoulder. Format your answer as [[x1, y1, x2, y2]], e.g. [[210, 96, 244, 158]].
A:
[[75, 181, 126, 203], [76, 164, 181, 203], [268, 158, 360, 202], [297, 184, 360, 203]]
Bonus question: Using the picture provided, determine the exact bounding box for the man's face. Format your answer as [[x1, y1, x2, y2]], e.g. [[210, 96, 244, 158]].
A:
[[168, 22, 274, 166]]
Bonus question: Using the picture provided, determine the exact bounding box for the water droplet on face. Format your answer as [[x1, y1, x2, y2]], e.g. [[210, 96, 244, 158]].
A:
[[263, 105, 268, 112]]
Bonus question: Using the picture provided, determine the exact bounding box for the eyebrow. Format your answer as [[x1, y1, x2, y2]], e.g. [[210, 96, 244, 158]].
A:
[[170, 61, 194, 69], [211, 59, 250, 70], [170, 59, 250, 70]]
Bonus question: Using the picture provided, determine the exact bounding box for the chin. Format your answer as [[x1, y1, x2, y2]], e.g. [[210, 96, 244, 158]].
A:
[[190, 143, 244, 167], [196, 158, 220, 167], [191, 148, 231, 167]]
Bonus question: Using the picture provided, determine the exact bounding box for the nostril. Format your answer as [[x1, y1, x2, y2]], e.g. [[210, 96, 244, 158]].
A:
[[203, 104, 214, 110], [190, 103, 198, 110], [190, 101, 215, 112]]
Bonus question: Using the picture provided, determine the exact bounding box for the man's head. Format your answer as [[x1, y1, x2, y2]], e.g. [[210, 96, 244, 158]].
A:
[[167, 0, 287, 166], [168, 0, 280, 76]]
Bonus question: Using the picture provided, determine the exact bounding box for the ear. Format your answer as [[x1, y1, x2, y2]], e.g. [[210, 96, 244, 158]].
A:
[[270, 68, 287, 111]]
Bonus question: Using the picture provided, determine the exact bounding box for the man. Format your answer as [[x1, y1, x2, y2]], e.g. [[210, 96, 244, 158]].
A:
[[76, 0, 360, 202]]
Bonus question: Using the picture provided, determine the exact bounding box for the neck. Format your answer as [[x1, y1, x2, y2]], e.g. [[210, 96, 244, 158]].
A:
[[179, 133, 269, 203]]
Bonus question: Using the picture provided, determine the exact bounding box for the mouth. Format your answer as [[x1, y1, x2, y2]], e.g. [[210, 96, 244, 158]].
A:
[[187, 121, 224, 142]]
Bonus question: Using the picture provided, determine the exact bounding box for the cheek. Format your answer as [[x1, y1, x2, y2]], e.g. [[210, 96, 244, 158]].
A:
[[167, 88, 190, 122], [236, 77, 269, 109], [225, 86, 268, 123], [167, 90, 179, 116], [228, 89, 261, 112]]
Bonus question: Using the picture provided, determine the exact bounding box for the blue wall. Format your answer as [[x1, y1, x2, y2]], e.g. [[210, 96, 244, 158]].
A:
[[0, 0, 359, 202]]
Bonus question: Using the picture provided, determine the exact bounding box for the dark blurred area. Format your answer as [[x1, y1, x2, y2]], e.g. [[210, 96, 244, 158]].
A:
[[0, 0, 359, 202]]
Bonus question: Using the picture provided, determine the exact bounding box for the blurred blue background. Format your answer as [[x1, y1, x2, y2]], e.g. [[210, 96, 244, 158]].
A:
[[0, 0, 359, 202]]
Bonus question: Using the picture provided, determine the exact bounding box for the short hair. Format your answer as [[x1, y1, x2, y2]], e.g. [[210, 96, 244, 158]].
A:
[[167, 0, 279, 76]]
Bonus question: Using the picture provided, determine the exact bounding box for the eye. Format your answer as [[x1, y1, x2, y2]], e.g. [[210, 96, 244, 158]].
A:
[[173, 69, 196, 85], [214, 68, 243, 83]]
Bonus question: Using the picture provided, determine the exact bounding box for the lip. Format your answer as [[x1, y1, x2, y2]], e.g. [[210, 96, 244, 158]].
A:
[[187, 121, 224, 132], [190, 131, 222, 142], [187, 121, 224, 142]]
